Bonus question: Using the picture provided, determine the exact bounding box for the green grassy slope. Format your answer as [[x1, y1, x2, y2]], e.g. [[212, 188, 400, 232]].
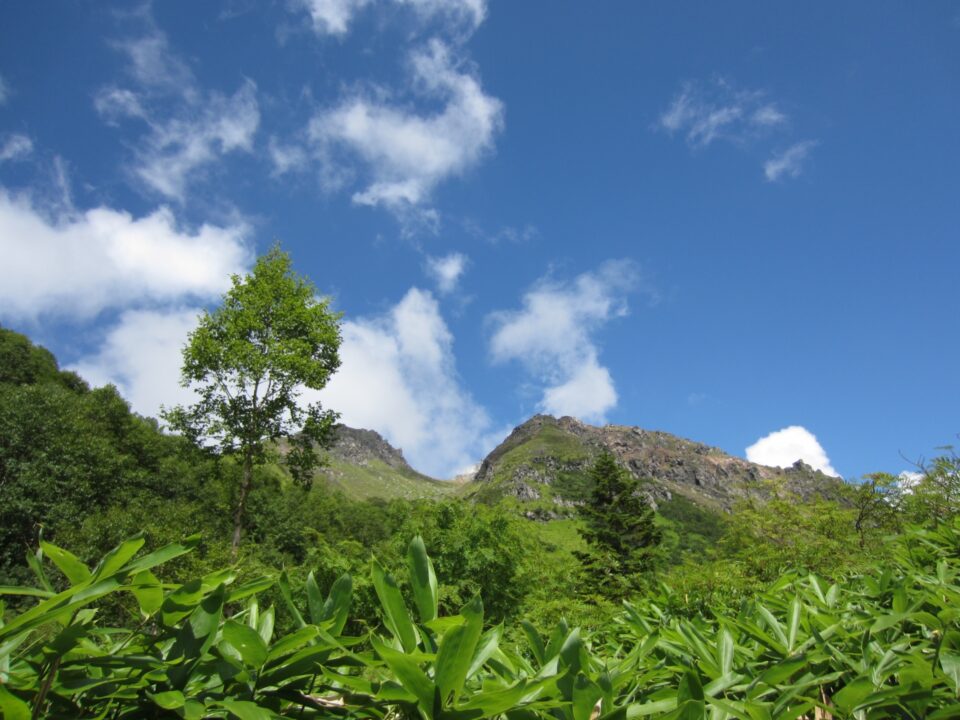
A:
[[317, 457, 460, 501]]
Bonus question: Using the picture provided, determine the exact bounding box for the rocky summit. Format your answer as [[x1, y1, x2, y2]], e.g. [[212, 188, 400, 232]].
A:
[[466, 414, 841, 512]]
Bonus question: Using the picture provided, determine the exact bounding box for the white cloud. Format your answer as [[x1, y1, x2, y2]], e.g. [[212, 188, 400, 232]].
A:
[[308, 38, 503, 212], [0, 134, 33, 162], [71, 308, 201, 418], [764, 140, 818, 182], [425, 252, 467, 293], [314, 287, 490, 477], [296, 0, 485, 37], [659, 78, 788, 148], [97, 22, 260, 200], [745, 425, 839, 477], [540, 355, 617, 420], [0, 191, 250, 320], [133, 81, 260, 200], [297, 0, 373, 36], [0, 73, 9, 104], [112, 29, 195, 96], [898, 471, 923, 492], [488, 260, 640, 423], [268, 136, 309, 176]]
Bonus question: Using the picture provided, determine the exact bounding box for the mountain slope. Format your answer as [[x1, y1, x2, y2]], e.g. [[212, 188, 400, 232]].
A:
[[464, 414, 841, 513], [317, 425, 459, 501]]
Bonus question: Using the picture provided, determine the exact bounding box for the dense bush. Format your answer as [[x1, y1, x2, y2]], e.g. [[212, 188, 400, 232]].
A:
[[3, 521, 960, 718]]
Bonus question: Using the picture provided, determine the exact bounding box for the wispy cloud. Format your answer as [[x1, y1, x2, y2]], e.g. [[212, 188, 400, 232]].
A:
[[0, 73, 9, 104], [95, 15, 260, 201], [313, 287, 491, 477], [0, 133, 33, 163], [764, 140, 818, 182], [745, 425, 839, 477], [425, 252, 468, 293], [307, 38, 502, 218], [659, 78, 787, 148], [295, 0, 485, 37], [488, 260, 646, 423], [659, 77, 818, 181]]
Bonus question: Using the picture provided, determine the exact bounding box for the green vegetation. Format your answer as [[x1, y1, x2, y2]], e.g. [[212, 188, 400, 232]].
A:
[[319, 458, 459, 502], [3, 249, 960, 717], [3, 522, 960, 718], [163, 246, 342, 555], [576, 453, 663, 600]]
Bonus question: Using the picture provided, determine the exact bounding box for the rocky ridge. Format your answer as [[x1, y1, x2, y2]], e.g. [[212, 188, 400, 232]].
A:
[[469, 414, 841, 512]]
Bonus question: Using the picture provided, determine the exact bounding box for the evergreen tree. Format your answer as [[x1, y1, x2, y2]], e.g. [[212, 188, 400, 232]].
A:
[[576, 452, 662, 599]]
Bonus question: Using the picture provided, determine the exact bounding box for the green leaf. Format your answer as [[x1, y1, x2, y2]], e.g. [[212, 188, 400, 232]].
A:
[[0, 585, 54, 598], [122, 535, 199, 575], [718, 628, 734, 676], [277, 571, 306, 629], [572, 674, 603, 720], [149, 690, 186, 710], [624, 698, 678, 717], [223, 619, 269, 668], [0, 686, 30, 720], [219, 698, 279, 720], [408, 535, 438, 623], [40, 541, 91, 585], [435, 595, 484, 706], [832, 676, 874, 713], [467, 623, 502, 679], [258, 604, 275, 645], [130, 570, 163, 617], [92, 536, 145, 579], [787, 596, 801, 652], [305, 571, 324, 625], [265, 625, 319, 662], [677, 669, 704, 704], [940, 652, 960, 696], [371, 635, 435, 718], [320, 573, 352, 636], [521, 620, 546, 666], [371, 557, 418, 653]]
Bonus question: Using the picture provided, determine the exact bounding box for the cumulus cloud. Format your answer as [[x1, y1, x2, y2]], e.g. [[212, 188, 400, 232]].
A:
[[308, 39, 503, 212], [745, 425, 839, 477], [425, 252, 467, 293], [0, 133, 33, 163], [659, 78, 787, 148], [313, 287, 490, 477], [296, 0, 485, 37], [0, 191, 250, 320], [488, 260, 641, 423], [71, 308, 201, 418], [764, 140, 818, 182], [96, 20, 260, 200]]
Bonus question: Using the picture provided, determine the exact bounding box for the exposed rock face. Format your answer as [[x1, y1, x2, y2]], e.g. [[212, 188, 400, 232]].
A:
[[470, 414, 842, 511], [328, 425, 413, 471]]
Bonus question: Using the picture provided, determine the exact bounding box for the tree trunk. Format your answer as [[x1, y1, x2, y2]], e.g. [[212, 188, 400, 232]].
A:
[[232, 451, 254, 559]]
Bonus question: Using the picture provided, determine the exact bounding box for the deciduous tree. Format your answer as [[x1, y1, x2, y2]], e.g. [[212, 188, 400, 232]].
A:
[[163, 245, 341, 556]]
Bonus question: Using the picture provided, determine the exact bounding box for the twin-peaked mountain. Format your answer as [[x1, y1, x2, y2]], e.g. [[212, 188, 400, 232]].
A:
[[321, 414, 841, 512]]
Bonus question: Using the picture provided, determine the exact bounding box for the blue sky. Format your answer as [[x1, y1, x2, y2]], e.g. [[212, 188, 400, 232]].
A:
[[0, 1, 957, 479]]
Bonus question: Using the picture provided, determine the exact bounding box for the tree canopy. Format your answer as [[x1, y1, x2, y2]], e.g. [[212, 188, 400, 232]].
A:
[[163, 245, 342, 554]]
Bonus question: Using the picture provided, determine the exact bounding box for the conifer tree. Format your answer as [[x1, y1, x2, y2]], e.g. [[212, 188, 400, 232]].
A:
[[576, 452, 662, 598]]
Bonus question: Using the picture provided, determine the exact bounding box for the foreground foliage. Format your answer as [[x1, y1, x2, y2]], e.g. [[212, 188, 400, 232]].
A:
[[3, 520, 960, 719]]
